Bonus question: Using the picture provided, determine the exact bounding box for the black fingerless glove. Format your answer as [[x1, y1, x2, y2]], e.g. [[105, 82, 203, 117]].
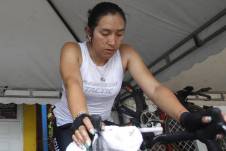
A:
[[180, 108, 226, 141], [179, 111, 210, 132], [71, 113, 91, 131], [71, 113, 102, 139]]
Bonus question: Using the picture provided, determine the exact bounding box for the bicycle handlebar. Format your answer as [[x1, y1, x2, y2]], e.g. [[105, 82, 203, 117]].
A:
[[143, 107, 226, 151], [145, 131, 221, 151]]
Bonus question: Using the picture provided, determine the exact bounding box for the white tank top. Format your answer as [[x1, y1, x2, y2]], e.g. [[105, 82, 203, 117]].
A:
[[54, 42, 124, 126]]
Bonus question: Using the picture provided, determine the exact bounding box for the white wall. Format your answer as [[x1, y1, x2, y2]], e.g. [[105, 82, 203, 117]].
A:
[[0, 105, 23, 151]]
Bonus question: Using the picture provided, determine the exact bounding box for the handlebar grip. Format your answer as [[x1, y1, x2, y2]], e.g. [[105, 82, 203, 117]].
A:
[[90, 114, 102, 132]]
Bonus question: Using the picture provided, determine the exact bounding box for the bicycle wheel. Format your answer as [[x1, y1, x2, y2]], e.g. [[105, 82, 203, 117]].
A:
[[116, 89, 147, 125]]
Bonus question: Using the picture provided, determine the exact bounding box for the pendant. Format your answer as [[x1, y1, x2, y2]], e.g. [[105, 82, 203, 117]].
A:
[[100, 77, 105, 82]]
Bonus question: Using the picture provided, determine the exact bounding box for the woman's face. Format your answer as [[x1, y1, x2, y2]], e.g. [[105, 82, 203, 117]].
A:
[[90, 13, 126, 60]]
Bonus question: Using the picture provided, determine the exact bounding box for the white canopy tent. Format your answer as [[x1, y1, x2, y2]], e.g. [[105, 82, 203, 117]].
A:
[[0, 0, 225, 104]]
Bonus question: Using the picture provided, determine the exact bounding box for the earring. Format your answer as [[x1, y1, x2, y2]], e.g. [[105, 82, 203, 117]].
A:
[[87, 35, 91, 42]]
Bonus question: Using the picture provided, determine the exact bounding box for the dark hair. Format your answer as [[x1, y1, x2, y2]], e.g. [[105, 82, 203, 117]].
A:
[[87, 2, 126, 31]]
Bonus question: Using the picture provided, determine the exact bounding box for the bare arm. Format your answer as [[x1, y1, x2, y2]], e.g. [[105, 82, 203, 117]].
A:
[[121, 44, 188, 120], [60, 42, 88, 118], [60, 42, 94, 147]]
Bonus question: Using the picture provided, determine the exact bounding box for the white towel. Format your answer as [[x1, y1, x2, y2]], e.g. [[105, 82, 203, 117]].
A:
[[66, 125, 143, 151], [66, 142, 84, 151]]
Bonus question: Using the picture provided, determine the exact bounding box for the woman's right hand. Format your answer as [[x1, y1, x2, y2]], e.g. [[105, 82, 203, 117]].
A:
[[72, 116, 95, 149]]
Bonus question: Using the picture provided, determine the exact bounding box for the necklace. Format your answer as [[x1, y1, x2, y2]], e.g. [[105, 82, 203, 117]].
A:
[[96, 66, 107, 82], [87, 43, 111, 82], [91, 56, 112, 82]]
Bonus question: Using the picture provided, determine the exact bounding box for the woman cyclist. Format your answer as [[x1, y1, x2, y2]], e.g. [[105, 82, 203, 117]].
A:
[[53, 2, 225, 151]]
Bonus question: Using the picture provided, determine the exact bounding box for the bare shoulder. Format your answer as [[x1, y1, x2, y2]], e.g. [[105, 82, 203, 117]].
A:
[[119, 43, 139, 70], [119, 43, 139, 57], [61, 42, 82, 64], [61, 42, 81, 54], [120, 43, 134, 52]]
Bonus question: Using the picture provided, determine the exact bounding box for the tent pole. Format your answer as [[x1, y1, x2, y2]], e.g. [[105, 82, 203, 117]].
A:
[[46, 0, 81, 42]]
